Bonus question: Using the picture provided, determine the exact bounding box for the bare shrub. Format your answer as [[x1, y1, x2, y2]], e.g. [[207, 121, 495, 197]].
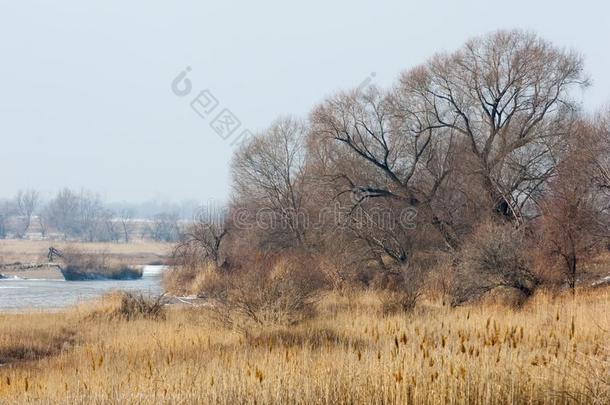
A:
[[420, 251, 455, 305], [162, 265, 199, 296], [313, 232, 379, 289], [60, 246, 108, 270], [451, 222, 538, 306], [217, 255, 327, 329], [374, 264, 426, 314], [115, 293, 167, 321], [191, 262, 229, 300], [164, 260, 229, 298], [89, 292, 167, 321], [58, 247, 141, 280], [529, 232, 568, 290], [165, 252, 328, 329]]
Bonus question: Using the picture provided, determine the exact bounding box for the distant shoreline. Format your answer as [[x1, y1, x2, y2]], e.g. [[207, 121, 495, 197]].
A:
[[0, 265, 63, 280], [0, 239, 171, 280]]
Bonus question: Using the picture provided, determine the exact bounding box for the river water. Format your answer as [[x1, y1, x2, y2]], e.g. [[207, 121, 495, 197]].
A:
[[0, 265, 165, 311]]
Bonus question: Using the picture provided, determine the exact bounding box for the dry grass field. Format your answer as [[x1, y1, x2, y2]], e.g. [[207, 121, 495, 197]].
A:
[[0, 239, 171, 266], [0, 289, 608, 404]]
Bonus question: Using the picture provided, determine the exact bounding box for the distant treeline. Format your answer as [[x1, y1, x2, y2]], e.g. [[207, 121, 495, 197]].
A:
[[0, 188, 211, 242]]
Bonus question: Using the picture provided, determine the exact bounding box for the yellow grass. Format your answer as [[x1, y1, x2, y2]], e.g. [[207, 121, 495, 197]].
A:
[[0, 239, 170, 265], [0, 290, 608, 404]]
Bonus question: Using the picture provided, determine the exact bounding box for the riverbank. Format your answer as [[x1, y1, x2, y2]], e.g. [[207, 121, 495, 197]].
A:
[[0, 265, 165, 311], [1, 267, 62, 280], [0, 239, 171, 279], [0, 263, 63, 279], [0, 289, 608, 403], [0, 239, 171, 265]]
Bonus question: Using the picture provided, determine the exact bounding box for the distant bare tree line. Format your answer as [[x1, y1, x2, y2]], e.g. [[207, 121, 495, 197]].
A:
[[0, 188, 188, 243]]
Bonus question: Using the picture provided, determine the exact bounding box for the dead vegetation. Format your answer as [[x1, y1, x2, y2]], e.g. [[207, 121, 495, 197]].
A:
[[0, 288, 609, 404], [172, 30, 609, 322], [86, 292, 168, 321], [166, 254, 327, 329], [3, 29, 610, 404], [451, 222, 539, 306], [0, 239, 170, 266], [58, 247, 142, 280], [0, 313, 77, 365]]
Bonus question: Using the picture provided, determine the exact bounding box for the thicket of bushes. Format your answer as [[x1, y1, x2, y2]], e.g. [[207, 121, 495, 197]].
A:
[[59, 248, 142, 281], [166, 30, 610, 326]]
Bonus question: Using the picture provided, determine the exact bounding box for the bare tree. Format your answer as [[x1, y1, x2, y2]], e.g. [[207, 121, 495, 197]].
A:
[[584, 109, 610, 191], [309, 83, 456, 264], [540, 120, 610, 293], [118, 208, 135, 243], [0, 199, 12, 239], [100, 209, 121, 243], [0, 214, 5, 239], [150, 212, 180, 242], [45, 188, 80, 238], [38, 209, 49, 239], [44, 188, 112, 241], [76, 190, 105, 242], [231, 116, 309, 249], [306, 30, 587, 266], [398, 30, 587, 222], [15, 189, 40, 238], [174, 210, 228, 268]]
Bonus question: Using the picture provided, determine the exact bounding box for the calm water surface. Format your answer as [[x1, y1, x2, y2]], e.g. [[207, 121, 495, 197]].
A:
[[0, 266, 165, 311]]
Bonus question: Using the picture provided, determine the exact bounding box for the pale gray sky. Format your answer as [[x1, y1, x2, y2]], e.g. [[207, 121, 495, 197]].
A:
[[1, 0, 608, 203]]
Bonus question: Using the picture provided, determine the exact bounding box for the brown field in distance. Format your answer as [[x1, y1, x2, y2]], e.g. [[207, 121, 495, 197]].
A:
[[0, 239, 171, 266]]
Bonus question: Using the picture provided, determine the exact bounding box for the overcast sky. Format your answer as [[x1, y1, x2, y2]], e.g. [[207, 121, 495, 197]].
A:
[[1, 0, 608, 203]]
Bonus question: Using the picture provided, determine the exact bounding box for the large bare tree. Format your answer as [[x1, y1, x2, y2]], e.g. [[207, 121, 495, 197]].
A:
[[231, 116, 309, 249], [310, 84, 458, 255], [398, 30, 587, 222]]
